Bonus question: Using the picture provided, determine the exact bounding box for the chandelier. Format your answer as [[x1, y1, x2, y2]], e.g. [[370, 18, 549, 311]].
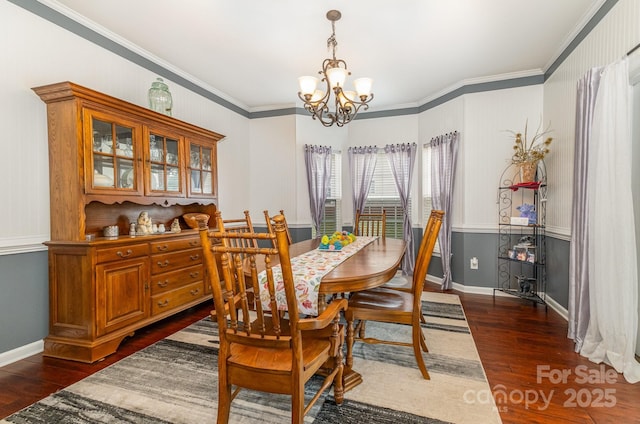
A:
[[298, 10, 374, 127]]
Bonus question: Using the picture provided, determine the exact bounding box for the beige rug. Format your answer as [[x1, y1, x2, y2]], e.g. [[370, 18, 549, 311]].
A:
[[343, 291, 502, 423]]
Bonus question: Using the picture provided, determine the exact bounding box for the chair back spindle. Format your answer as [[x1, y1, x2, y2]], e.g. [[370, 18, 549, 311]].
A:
[[354, 209, 387, 237]]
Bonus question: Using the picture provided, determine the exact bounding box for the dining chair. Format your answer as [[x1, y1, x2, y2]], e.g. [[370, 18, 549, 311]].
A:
[[345, 209, 444, 380], [354, 209, 386, 237], [263, 209, 293, 245], [221, 210, 258, 248], [215, 210, 260, 308], [198, 213, 347, 424], [334, 209, 388, 300]]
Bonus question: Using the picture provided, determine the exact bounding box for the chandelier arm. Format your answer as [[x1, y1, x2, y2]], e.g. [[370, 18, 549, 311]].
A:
[[316, 106, 336, 127]]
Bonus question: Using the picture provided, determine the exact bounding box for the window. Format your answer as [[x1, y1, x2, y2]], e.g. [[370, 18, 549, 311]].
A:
[[422, 145, 440, 253], [315, 151, 342, 237], [361, 152, 410, 239]]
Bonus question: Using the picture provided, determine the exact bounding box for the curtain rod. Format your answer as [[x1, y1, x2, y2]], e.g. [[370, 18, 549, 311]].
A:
[[628, 42, 640, 56]]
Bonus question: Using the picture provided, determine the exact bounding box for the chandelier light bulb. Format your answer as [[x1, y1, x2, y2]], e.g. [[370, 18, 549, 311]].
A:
[[338, 90, 357, 112], [354, 78, 373, 99], [298, 76, 319, 96], [310, 89, 325, 105], [326, 67, 347, 89]]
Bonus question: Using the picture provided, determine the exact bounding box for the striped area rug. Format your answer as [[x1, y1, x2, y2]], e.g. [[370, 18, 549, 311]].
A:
[[2, 292, 501, 424]]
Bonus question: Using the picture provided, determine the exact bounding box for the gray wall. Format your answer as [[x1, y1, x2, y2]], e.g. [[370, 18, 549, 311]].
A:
[[0, 251, 48, 353], [451, 232, 499, 288], [546, 237, 570, 307]]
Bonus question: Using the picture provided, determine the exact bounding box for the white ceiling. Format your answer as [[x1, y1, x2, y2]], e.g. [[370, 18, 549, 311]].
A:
[[45, 0, 604, 113]]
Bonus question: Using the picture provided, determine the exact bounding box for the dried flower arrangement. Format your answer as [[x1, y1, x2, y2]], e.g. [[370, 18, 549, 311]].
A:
[[508, 120, 553, 164]]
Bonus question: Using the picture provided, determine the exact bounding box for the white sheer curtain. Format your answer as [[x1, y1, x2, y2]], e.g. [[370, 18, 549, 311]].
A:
[[428, 132, 459, 290], [579, 57, 640, 383], [348, 146, 378, 218], [384, 143, 417, 274], [304, 144, 332, 238]]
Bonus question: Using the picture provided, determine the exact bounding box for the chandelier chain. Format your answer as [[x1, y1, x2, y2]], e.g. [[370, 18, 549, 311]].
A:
[[327, 21, 337, 60]]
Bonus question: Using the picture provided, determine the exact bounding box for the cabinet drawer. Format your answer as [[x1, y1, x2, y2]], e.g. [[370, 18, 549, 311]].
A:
[[150, 237, 201, 254], [151, 248, 202, 274], [151, 281, 205, 315], [150, 264, 204, 295], [96, 243, 149, 263]]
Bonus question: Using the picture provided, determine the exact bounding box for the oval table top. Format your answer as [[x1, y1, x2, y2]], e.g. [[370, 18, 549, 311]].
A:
[[284, 237, 407, 295]]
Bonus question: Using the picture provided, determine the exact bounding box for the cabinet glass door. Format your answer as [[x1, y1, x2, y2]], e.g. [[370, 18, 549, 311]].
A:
[[87, 112, 141, 195], [187, 140, 216, 198], [146, 132, 183, 196]]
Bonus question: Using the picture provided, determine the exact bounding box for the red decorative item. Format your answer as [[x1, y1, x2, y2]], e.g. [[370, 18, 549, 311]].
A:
[[509, 181, 541, 191]]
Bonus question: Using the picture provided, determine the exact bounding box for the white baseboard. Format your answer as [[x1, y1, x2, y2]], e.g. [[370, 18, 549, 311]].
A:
[[0, 340, 44, 368], [426, 274, 568, 321]]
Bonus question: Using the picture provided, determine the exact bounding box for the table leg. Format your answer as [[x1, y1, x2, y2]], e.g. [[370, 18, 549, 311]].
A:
[[343, 316, 363, 391], [342, 366, 363, 392]]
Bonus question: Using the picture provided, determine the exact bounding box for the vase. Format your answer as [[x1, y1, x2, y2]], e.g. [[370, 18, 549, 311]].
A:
[[148, 78, 173, 116], [519, 161, 538, 182]]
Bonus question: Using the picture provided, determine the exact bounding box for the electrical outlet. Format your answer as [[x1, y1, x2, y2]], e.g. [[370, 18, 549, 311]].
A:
[[470, 257, 479, 270]]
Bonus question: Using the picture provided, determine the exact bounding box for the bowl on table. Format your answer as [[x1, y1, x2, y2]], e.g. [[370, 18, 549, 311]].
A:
[[182, 213, 210, 229]]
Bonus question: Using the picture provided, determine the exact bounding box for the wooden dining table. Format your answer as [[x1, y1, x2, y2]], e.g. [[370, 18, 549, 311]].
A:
[[284, 237, 406, 296], [280, 236, 407, 391]]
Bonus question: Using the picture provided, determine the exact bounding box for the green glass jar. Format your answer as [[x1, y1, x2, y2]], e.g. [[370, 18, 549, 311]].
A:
[[148, 78, 173, 116]]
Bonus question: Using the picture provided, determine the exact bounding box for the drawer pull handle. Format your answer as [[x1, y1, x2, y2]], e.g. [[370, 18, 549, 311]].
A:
[[157, 245, 169, 252], [157, 280, 169, 288], [189, 241, 199, 247], [190, 288, 200, 296], [157, 260, 170, 268], [189, 271, 200, 278], [157, 299, 169, 307], [190, 254, 200, 261], [117, 249, 133, 258]]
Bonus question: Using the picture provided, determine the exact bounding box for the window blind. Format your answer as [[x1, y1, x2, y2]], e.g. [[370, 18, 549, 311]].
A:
[[361, 152, 410, 239], [422, 144, 440, 253], [315, 151, 342, 237]]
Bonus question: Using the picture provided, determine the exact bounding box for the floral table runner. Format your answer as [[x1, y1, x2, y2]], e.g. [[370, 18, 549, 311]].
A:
[[257, 236, 377, 315]]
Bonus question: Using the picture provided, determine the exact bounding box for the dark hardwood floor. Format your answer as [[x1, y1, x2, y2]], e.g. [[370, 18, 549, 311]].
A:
[[1, 284, 639, 423]]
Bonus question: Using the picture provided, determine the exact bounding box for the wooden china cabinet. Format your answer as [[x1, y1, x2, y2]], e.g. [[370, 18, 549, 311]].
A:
[[33, 82, 224, 362]]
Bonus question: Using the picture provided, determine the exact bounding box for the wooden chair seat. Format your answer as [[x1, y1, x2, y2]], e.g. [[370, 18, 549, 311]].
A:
[[348, 287, 413, 314], [228, 337, 331, 375]]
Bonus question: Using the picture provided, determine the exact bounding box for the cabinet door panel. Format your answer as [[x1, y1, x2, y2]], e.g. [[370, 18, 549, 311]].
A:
[[145, 130, 185, 197], [84, 108, 144, 196], [186, 138, 217, 199], [96, 258, 149, 336]]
